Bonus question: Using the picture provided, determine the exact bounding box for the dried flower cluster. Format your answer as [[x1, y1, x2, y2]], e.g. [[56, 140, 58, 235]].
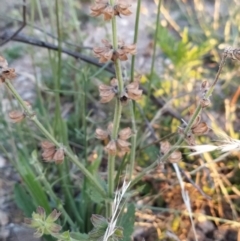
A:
[[41, 141, 64, 164], [180, 112, 210, 148], [9, 110, 25, 123], [98, 78, 142, 103], [93, 39, 136, 63], [90, 0, 131, 21], [99, 78, 118, 103], [224, 47, 240, 61], [160, 141, 182, 163], [25, 207, 61, 238], [0, 56, 16, 82], [122, 80, 143, 101], [96, 124, 132, 156]]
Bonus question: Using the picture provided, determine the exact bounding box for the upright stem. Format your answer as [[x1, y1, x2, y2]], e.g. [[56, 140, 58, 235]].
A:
[[129, 101, 137, 180], [130, 0, 141, 80], [5, 80, 106, 198], [147, 0, 162, 100], [129, 0, 141, 180], [107, 0, 124, 217]]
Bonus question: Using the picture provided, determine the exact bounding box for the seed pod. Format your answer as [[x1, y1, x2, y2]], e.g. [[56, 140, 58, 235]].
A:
[[201, 80, 210, 92], [95, 128, 109, 140], [192, 122, 209, 135], [1, 68, 16, 80], [168, 151, 182, 163], [8, 111, 25, 123], [53, 149, 64, 164], [160, 141, 171, 154], [116, 139, 131, 152], [41, 141, 55, 150], [118, 127, 131, 140], [200, 98, 211, 108], [105, 140, 117, 155], [42, 148, 56, 161]]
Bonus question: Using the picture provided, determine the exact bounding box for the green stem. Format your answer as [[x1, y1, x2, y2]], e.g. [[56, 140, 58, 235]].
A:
[[54, 0, 62, 126], [129, 101, 137, 180], [147, 0, 162, 100], [107, 99, 122, 217], [5, 80, 106, 198], [110, 0, 123, 93], [130, 53, 227, 188], [130, 0, 141, 80], [129, 0, 141, 180], [106, 0, 124, 216]]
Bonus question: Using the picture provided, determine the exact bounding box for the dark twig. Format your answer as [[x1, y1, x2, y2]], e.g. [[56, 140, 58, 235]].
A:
[[0, 31, 182, 121], [0, 0, 26, 46], [0, 30, 115, 73], [0, 15, 92, 50]]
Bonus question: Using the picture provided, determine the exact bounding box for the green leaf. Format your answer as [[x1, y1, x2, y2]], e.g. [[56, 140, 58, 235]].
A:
[[120, 203, 135, 241], [14, 183, 36, 216]]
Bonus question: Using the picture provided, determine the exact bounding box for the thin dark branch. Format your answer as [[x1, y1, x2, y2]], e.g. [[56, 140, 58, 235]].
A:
[[0, 0, 26, 46], [0, 15, 93, 50], [0, 31, 182, 121], [0, 30, 115, 73]]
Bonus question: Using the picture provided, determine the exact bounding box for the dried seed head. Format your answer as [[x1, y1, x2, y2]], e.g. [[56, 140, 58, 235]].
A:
[[95, 128, 109, 140], [116, 139, 131, 152], [98, 78, 118, 103], [160, 141, 182, 163], [93, 39, 114, 63], [90, 0, 114, 21], [186, 133, 196, 146], [0, 56, 16, 82], [125, 81, 142, 101], [8, 110, 25, 123], [224, 47, 240, 61], [201, 80, 210, 93], [160, 141, 171, 154], [116, 40, 136, 61], [93, 39, 136, 63], [200, 98, 211, 108], [168, 150, 182, 163], [1, 68, 16, 81], [118, 127, 132, 140], [192, 122, 209, 135], [42, 148, 56, 161], [41, 141, 56, 150], [105, 140, 117, 155], [185, 133, 196, 151], [53, 148, 65, 164], [103, 5, 114, 20], [114, 0, 132, 16]]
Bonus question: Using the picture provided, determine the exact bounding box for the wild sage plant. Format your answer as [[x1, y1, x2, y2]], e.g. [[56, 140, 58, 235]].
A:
[[1, 0, 240, 240]]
